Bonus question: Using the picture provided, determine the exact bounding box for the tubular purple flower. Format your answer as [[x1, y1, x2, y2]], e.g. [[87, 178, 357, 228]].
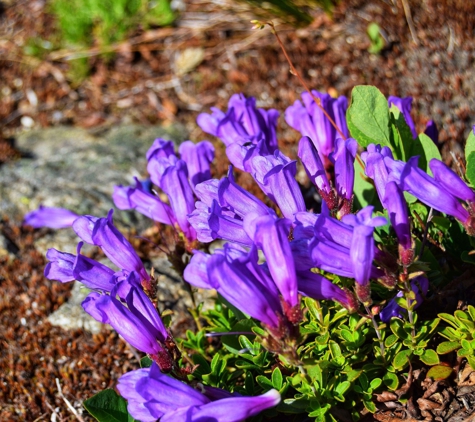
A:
[[160, 158, 197, 241], [297, 270, 358, 312], [82, 273, 167, 355], [314, 211, 353, 249], [145, 138, 175, 161], [250, 151, 306, 219], [251, 215, 299, 307], [72, 242, 115, 291], [342, 206, 387, 286], [183, 250, 214, 289], [309, 237, 356, 278], [388, 96, 417, 138], [218, 167, 272, 218], [286, 91, 348, 161], [293, 211, 318, 240], [44, 249, 75, 282], [198, 94, 279, 154], [186, 244, 281, 328], [424, 120, 439, 144], [24, 206, 79, 229], [194, 178, 220, 207], [113, 179, 175, 226], [73, 210, 149, 281], [330, 137, 358, 200], [332, 95, 349, 139], [188, 200, 252, 245], [387, 156, 470, 223], [178, 140, 215, 187], [361, 143, 394, 204], [197, 107, 226, 136], [298, 136, 331, 195], [429, 159, 475, 202], [384, 181, 411, 250], [117, 363, 280, 422], [380, 276, 429, 322]]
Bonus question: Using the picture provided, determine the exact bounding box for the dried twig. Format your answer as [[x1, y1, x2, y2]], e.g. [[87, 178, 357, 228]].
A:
[[55, 378, 86, 422]]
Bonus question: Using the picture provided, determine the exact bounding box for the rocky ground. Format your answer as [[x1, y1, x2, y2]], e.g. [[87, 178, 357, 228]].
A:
[[1, 0, 475, 420]]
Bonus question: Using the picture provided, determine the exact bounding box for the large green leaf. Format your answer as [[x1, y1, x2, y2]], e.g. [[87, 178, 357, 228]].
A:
[[410, 133, 442, 175], [465, 126, 475, 159], [347, 86, 390, 148], [389, 105, 413, 160], [84, 389, 138, 422], [466, 151, 475, 187], [353, 159, 376, 208]]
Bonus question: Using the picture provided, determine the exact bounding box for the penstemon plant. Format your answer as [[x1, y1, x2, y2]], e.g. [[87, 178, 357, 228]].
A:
[[25, 26, 475, 422]]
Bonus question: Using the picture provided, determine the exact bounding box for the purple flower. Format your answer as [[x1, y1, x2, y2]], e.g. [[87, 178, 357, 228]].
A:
[[44, 249, 75, 282], [160, 158, 196, 241], [184, 244, 282, 328], [250, 215, 299, 307], [146, 138, 175, 161], [249, 151, 306, 219], [380, 276, 429, 322], [217, 167, 272, 219], [297, 270, 358, 312], [388, 96, 417, 138], [329, 137, 357, 201], [387, 156, 470, 223], [188, 200, 252, 245], [178, 140, 215, 187], [285, 91, 348, 161], [82, 272, 168, 356], [73, 210, 149, 281], [117, 362, 281, 422], [384, 181, 411, 250], [342, 206, 387, 287], [24, 206, 79, 229], [113, 179, 175, 226], [429, 159, 475, 203], [298, 136, 331, 195], [198, 93, 279, 155], [361, 143, 394, 205], [424, 120, 439, 144]]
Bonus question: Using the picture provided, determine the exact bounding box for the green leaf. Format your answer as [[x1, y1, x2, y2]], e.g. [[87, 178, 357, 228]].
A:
[[436, 341, 460, 354], [393, 349, 412, 370], [466, 151, 475, 187], [84, 389, 137, 422], [382, 372, 399, 390], [347, 86, 391, 148], [427, 365, 453, 380], [353, 159, 376, 209], [256, 375, 274, 390], [272, 367, 283, 390], [384, 334, 398, 348], [340, 329, 354, 343], [363, 399, 377, 413], [335, 380, 351, 396], [420, 349, 440, 366], [390, 318, 410, 340], [468, 356, 475, 370], [389, 105, 413, 160], [140, 356, 153, 368], [370, 378, 382, 390], [410, 133, 442, 175], [465, 127, 475, 159]]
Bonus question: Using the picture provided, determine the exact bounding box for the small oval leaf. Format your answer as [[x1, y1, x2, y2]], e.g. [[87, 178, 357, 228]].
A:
[[427, 365, 453, 380]]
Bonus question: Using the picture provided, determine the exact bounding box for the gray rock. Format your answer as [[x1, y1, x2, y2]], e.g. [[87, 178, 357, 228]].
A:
[[1, 124, 186, 253], [47, 281, 103, 334], [0, 123, 188, 329]]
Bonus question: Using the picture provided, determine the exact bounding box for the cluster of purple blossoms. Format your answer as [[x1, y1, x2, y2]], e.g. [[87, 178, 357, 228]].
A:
[[113, 137, 215, 246], [37, 88, 475, 422]]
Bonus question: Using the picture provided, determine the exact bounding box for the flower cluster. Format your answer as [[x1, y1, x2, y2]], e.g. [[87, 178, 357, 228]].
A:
[[36, 89, 475, 422]]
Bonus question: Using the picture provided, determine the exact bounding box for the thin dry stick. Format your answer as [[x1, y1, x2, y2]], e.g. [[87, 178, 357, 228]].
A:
[[265, 21, 366, 170], [400, 0, 419, 45], [55, 378, 86, 422]]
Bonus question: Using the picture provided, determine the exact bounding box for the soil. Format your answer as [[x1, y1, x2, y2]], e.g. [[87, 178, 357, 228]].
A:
[[1, 0, 475, 421]]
